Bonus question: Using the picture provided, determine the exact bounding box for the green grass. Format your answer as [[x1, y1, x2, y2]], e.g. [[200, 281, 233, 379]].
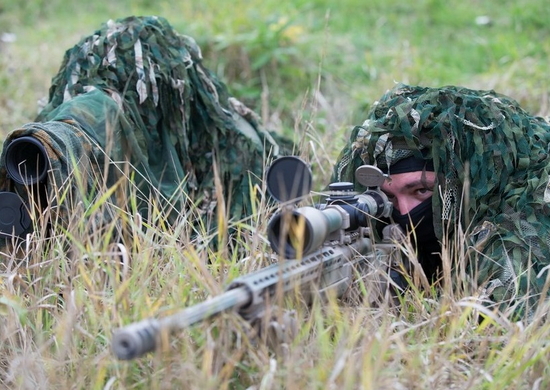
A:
[[1, 0, 550, 389]]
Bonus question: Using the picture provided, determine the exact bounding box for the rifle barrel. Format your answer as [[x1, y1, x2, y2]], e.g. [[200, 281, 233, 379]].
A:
[[112, 286, 251, 360]]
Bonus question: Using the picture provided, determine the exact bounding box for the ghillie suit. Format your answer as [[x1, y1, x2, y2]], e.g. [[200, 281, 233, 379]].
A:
[[0, 16, 291, 239], [334, 84, 550, 317]]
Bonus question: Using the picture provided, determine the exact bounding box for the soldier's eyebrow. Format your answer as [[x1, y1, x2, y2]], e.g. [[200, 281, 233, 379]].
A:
[[381, 174, 436, 197], [382, 179, 431, 197], [401, 179, 436, 190]]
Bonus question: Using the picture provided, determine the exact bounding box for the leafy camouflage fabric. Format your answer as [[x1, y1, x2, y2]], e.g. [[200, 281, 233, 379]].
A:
[[0, 16, 291, 233], [334, 84, 550, 316]]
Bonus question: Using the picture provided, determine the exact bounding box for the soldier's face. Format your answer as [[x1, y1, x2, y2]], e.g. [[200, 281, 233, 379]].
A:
[[381, 171, 436, 215]]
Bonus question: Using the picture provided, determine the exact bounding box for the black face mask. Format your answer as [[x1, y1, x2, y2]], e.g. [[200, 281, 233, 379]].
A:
[[391, 197, 441, 281], [391, 197, 437, 245]]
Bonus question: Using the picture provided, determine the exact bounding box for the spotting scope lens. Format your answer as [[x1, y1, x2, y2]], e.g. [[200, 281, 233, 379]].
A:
[[5, 136, 49, 185]]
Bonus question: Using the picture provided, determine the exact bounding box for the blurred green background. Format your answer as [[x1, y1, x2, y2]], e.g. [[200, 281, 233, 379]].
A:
[[1, 0, 549, 159]]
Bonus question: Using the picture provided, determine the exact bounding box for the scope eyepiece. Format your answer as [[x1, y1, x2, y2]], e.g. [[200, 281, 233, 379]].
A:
[[5, 136, 49, 185]]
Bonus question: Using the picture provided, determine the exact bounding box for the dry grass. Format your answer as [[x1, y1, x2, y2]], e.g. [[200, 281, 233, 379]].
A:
[[1, 137, 550, 389], [2, 1, 550, 389]]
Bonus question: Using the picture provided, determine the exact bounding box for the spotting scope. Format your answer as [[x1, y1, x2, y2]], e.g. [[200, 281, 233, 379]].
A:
[[0, 136, 49, 237], [4, 136, 49, 185]]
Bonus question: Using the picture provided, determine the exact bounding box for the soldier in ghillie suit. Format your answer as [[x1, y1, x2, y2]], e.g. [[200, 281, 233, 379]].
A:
[[0, 16, 291, 240], [334, 84, 550, 318]]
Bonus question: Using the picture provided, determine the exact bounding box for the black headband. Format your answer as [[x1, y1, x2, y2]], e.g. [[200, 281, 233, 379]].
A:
[[381, 155, 434, 174]]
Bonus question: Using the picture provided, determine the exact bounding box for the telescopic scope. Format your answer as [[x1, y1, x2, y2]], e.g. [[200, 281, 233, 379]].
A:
[[267, 182, 392, 259]]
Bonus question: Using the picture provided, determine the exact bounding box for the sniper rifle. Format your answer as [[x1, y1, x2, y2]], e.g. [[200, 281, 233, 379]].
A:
[[111, 156, 404, 360]]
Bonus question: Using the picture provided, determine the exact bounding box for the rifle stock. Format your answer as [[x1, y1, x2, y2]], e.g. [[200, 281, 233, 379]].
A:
[[111, 158, 402, 360]]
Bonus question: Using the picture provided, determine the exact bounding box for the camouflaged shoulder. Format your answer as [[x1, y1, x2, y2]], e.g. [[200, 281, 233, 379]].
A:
[[333, 83, 550, 315]]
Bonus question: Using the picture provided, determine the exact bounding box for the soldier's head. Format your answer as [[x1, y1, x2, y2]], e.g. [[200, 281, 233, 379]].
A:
[[334, 83, 550, 286], [335, 82, 550, 246], [378, 155, 437, 246]]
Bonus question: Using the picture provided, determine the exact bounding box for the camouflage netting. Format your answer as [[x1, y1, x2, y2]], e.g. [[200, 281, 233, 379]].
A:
[[334, 83, 550, 316], [0, 16, 292, 233]]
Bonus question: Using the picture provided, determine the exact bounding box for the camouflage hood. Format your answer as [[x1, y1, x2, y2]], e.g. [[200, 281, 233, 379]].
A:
[[334, 84, 550, 313]]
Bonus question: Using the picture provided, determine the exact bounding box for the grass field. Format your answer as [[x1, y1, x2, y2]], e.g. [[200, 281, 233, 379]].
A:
[[1, 0, 550, 389]]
